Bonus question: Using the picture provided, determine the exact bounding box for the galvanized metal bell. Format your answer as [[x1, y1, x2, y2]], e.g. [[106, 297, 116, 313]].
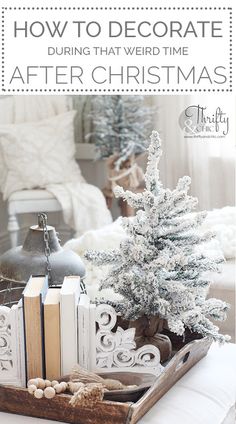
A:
[[0, 214, 86, 286]]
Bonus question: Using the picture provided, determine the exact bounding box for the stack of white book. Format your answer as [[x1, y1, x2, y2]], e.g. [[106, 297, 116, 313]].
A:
[[23, 276, 90, 379], [0, 275, 91, 387]]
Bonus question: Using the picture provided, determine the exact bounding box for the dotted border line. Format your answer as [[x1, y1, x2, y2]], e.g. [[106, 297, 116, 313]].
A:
[[0, 7, 233, 10], [0, 89, 233, 93], [229, 10, 233, 89], [1, 8, 4, 91], [1, 7, 233, 94]]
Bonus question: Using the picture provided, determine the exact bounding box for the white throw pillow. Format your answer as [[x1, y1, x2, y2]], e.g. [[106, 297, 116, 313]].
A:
[[0, 110, 83, 200]]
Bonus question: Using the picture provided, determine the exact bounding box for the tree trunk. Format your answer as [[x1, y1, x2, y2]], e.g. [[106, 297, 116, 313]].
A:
[[128, 315, 172, 363], [103, 154, 145, 217]]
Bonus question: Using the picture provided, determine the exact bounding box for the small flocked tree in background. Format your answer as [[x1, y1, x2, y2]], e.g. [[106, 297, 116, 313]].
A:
[[86, 96, 156, 214], [86, 131, 230, 345]]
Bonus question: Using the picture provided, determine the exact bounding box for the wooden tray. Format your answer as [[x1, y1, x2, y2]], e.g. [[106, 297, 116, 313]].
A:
[[0, 337, 212, 424]]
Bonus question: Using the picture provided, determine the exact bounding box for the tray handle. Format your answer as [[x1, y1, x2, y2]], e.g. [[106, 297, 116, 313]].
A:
[[175, 350, 191, 371]]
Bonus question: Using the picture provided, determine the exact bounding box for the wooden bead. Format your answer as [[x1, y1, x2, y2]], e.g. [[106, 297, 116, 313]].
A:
[[54, 383, 63, 394], [51, 380, 59, 387], [44, 380, 52, 387], [44, 387, 56, 399], [28, 384, 37, 395], [34, 389, 44, 399], [27, 379, 38, 388], [37, 378, 46, 389], [60, 382, 67, 391]]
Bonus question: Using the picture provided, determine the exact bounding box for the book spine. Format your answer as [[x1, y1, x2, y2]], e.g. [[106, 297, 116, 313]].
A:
[[22, 295, 28, 382], [78, 304, 84, 367], [89, 304, 96, 371], [40, 292, 46, 379], [60, 295, 78, 375], [83, 304, 90, 370], [17, 303, 26, 386], [78, 301, 90, 369], [22, 275, 48, 381], [11, 304, 26, 387], [44, 304, 61, 380]]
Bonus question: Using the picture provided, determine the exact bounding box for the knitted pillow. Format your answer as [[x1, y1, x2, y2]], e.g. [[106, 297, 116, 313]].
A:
[[0, 111, 83, 200]]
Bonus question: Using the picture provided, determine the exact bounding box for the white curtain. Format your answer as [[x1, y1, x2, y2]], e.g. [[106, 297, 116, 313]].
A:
[[186, 95, 235, 210], [155, 95, 235, 211]]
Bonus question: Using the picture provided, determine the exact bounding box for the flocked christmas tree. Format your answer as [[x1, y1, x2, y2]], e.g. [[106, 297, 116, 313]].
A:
[[87, 95, 155, 169], [85, 131, 230, 343], [86, 96, 156, 214]]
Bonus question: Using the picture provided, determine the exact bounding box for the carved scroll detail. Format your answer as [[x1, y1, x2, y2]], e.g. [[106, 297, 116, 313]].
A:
[[95, 304, 163, 375], [0, 306, 13, 374]]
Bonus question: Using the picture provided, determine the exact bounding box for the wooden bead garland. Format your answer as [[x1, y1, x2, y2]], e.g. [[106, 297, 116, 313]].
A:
[[27, 378, 67, 400], [27, 377, 105, 407], [27, 367, 138, 408]]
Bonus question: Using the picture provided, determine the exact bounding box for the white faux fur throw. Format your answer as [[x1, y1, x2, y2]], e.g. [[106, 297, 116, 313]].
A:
[[201, 207, 236, 260], [47, 181, 112, 237]]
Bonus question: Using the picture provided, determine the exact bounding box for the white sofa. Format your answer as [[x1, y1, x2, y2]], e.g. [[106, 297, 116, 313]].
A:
[[209, 259, 235, 342]]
